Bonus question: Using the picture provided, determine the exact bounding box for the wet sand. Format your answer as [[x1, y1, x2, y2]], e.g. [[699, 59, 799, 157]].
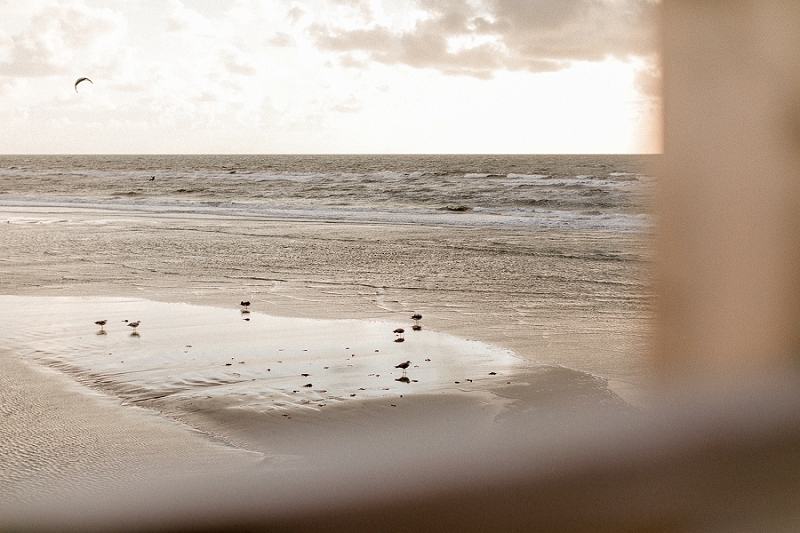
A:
[[0, 346, 261, 505], [1, 295, 623, 464]]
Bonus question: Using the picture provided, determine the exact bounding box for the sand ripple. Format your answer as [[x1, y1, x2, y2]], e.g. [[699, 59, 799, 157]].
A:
[[0, 347, 258, 505]]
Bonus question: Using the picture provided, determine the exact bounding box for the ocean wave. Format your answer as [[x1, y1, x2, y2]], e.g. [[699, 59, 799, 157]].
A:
[[0, 195, 652, 232]]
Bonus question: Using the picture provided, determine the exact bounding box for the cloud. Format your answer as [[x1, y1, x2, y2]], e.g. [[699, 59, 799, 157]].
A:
[[286, 5, 307, 25], [309, 0, 658, 78], [166, 0, 215, 36], [219, 44, 256, 76], [265, 32, 297, 48], [332, 93, 362, 113], [163, 1, 256, 78], [633, 55, 661, 98], [0, 2, 127, 77]]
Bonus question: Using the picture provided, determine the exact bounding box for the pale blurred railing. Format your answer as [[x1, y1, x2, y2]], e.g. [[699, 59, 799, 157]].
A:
[[656, 0, 800, 380]]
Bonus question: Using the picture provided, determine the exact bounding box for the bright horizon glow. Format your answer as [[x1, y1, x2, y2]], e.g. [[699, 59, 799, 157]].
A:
[[0, 1, 662, 155]]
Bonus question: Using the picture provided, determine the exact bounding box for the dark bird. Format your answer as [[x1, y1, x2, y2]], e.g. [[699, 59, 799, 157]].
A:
[[394, 328, 404, 334], [74, 77, 92, 93], [395, 360, 411, 372], [127, 320, 140, 332], [411, 313, 422, 323], [95, 319, 107, 330], [240, 301, 251, 313]]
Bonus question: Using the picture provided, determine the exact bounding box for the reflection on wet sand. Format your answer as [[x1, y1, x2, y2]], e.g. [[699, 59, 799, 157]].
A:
[[0, 295, 626, 459]]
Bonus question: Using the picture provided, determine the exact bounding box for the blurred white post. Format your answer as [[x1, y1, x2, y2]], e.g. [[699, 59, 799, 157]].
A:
[[657, 0, 800, 379]]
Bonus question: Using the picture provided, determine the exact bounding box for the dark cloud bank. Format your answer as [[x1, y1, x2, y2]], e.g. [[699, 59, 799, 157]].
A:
[[310, 0, 658, 78]]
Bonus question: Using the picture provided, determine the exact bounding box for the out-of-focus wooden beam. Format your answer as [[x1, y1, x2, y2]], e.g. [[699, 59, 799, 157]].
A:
[[657, 0, 800, 378]]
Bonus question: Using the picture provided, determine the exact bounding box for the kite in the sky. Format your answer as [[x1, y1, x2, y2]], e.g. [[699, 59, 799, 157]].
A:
[[74, 77, 93, 93]]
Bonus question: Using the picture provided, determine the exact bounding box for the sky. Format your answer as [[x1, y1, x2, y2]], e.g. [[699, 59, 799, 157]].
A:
[[0, 0, 661, 154]]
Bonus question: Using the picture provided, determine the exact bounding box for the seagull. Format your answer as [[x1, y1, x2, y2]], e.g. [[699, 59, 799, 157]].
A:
[[127, 320, 140, 332], [395, 361, 411, 374], [394, 328, 404, 334], [411, 313, 422, 323], [240, 301, 251, 313], [95, 319, 107, 330]]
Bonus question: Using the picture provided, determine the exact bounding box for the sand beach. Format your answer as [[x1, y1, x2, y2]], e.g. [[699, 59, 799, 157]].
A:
[[0, 200, 648, 504]]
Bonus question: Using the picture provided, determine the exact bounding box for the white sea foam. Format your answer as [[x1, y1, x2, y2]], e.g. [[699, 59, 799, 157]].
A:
[[0, 195, 653, 232]]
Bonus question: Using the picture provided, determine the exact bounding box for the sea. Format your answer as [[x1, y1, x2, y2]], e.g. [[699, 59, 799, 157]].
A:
[[0, 154, 654, 232]]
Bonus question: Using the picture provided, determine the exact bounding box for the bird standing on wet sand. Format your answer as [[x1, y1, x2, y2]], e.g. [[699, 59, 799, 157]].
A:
[[95, 320, 107, 332], [240, 301, 251, 313], [393, 328, 405, 342], [127, 320, 140, 332], [395, 361, 411, 374], [411, 313, 423, 331]]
